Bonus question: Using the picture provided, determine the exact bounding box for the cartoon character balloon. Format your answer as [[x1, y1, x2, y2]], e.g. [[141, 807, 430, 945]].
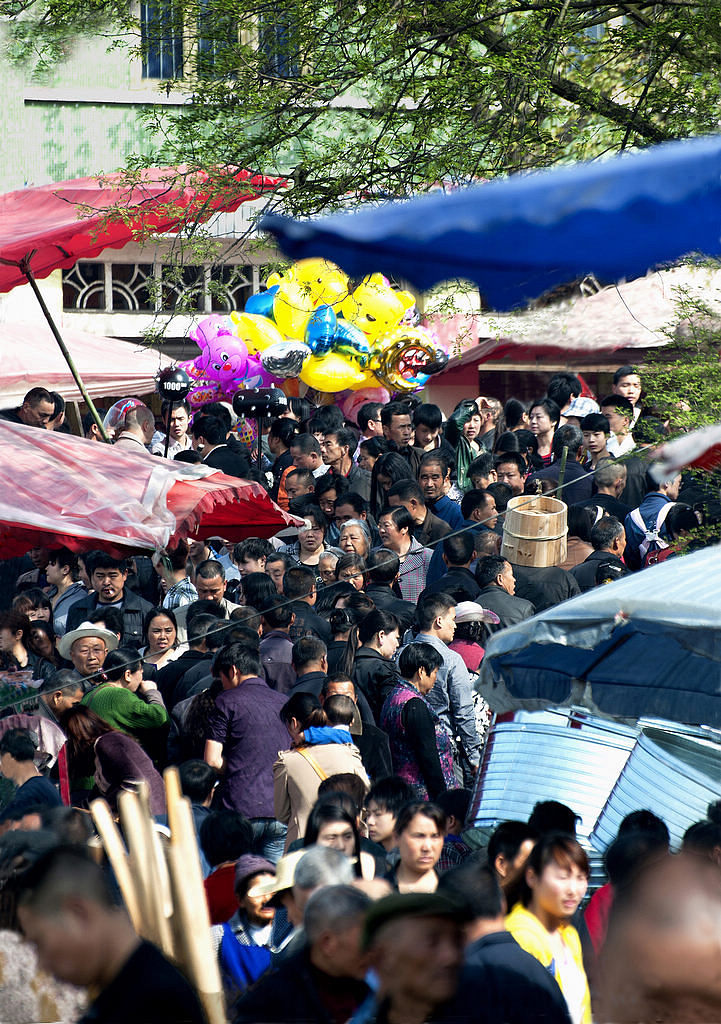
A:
[[340, 274, 415, 341], [192, 316, 249, 387]]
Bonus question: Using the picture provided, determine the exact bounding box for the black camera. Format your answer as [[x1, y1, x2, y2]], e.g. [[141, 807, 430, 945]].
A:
[[232, 387, 288, 418]]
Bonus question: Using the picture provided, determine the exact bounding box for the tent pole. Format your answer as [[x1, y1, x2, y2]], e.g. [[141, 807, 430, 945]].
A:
[[21, 262, 111, 443]]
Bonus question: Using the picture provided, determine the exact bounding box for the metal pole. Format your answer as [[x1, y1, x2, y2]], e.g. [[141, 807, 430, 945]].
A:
[[256, 416, 264, 483], [21, 261, 111, 442], [163, 403, 172, 459]]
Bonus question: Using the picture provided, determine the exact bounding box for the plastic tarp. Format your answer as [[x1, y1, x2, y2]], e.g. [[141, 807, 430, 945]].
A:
[[0, 167, 284, 293], [0, 420, 301, 556], [262, 134, 721, 311], [653, 420, 721, 476], [478, 545, 721, 725], [0, 321, 172, 409]]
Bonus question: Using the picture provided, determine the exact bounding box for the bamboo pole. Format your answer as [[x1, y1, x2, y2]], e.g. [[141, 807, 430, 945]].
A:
[[89, 798, 143, 933], [118, 788, 161, 947], [164, 768, 226, 1024], [134, 782, 175, 960]]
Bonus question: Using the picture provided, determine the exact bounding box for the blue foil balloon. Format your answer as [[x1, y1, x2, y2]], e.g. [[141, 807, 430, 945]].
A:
[[305, 304, 337, 355], [334, 318, 371, 365], [245, 285, 279, 319]]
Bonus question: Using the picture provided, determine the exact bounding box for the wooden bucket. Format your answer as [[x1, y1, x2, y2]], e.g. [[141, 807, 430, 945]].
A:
[[501, 494, 568, 567]]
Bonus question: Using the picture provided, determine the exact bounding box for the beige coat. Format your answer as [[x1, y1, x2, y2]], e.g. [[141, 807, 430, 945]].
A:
[[273, 742, 370, 849]]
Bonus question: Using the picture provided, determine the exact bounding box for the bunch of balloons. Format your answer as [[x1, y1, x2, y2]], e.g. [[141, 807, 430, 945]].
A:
[[178, 258, 449, 407]]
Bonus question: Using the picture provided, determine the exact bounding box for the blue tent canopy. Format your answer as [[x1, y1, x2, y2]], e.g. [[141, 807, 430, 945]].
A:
[[262, 135, 721, 310]]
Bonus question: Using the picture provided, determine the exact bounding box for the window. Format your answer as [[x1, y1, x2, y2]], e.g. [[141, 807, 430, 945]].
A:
[[141, 0, 183, 79], [63, 261, 261, 313], [258, 9, 300, 78]]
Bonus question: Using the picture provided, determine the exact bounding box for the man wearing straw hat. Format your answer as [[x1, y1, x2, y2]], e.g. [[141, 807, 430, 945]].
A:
[[57, 621, 118, 687], [17, 845, 205, 1024]]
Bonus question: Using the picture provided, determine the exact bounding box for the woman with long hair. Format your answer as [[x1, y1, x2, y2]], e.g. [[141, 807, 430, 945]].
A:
[[303, 795, 376, 879], [370, 452, 414, 519], [352, 608, 400, 721], [506, 834, 591, 1024], [444, 400, 483, 491], [61, 704, 166, 813], [496, 398, 529, 437], [273, 692, 368, 849], [12, 588, 53, 625], [386, 801, 446, 893], [325, 607, 359, 676]]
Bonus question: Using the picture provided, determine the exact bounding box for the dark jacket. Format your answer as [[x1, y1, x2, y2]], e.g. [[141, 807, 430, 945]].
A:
[[332, 463, 372, 503], [156, 648, 209, 707], [475, 584, 535, 631], [354, 724, 393, 782], [465, 931, 571, 1024], [202, 443, 252, 480], [421, 566, 480, 604], [288, 601, 332, 643], [353, 647, 401, 721], [236, 947, 370, 1024], [571, 549, 628, 591], [290, 670, 328, 699], [397, 445, 425, 478], [66, 588, 154, 650], [511, 563, 580, 611], [364, 584, 415, 632], [527, 459, 593, 506], [259, 630, 296, 694], [575, 492, 631, 522], [78, 939, 205, 1024], [413, 509, 451, 547]]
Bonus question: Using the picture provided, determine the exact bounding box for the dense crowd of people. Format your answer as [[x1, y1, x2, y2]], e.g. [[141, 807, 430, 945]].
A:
[[0, 369, 718, 1024]]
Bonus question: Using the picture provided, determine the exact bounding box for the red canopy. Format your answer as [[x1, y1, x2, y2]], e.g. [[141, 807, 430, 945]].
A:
[[0, 166, 285, 293], [0, 420, 301, 556]]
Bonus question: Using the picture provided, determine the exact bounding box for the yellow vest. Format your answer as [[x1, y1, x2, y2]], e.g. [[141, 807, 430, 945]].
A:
[[506, 902, 592, 1024]]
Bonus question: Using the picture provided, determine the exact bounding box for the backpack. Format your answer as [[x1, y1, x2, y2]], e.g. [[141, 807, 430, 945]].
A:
[[629, 501, 675, 563]]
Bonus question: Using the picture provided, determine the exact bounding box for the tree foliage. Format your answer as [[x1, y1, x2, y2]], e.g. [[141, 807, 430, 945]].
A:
[[5, 0, 721, 216]]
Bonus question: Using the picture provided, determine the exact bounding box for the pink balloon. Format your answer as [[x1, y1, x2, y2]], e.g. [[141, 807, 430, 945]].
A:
[[191, 315, 250, 385], [187, 382, 221, 410], [340, 387, 390, 425]]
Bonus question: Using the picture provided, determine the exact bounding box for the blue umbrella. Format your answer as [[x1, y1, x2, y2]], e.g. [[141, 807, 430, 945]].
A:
[[262, 135, 721, 311]]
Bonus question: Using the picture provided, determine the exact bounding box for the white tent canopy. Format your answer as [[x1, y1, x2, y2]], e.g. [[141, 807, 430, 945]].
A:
[[0, 321, 171, 409]]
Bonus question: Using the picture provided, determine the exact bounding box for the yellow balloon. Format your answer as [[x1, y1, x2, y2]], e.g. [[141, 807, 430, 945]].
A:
[[292, 258, 349, 307], [230, 312, 284, 353], [273, 280, 315, 339], [340, 278, 416, 342], [300, 353, 372, 393]]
